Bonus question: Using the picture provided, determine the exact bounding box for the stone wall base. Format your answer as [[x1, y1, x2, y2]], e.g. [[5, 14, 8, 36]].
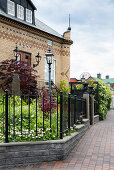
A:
[[0, 120, 89, 169], [94, 115, 99, 124]]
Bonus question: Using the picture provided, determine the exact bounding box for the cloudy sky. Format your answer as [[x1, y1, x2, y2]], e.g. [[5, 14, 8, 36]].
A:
[[33, 0, 114, 79]]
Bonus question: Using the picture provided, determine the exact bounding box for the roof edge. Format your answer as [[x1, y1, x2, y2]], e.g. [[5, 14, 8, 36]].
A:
[[28, 0, 37, 10], [0, 14, 73, 44]]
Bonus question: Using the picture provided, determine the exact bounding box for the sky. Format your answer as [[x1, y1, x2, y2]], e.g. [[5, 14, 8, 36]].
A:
[[32, 0, 114, 80]]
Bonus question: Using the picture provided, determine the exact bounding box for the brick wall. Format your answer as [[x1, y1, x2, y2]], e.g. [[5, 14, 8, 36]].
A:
[[0, 17, 72, 87]]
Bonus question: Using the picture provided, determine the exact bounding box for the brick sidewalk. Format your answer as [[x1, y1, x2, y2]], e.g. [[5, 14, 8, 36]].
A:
[[10, 110, 114, 170]]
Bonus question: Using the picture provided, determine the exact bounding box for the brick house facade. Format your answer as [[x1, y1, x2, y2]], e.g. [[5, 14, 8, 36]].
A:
[[0, 0, 73, 89]]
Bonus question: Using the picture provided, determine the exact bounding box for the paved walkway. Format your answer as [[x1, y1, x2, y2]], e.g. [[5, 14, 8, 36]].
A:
[[12, 110, 114, 170]]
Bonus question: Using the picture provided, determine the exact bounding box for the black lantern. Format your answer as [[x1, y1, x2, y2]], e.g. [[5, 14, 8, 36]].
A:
[[46, 48, 54, 65], [33, 52, 42, 68], [45, 48, 54, 96], [14, 45, 18, 60]]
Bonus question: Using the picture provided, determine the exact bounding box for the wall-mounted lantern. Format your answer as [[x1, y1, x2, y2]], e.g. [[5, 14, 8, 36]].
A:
[[33, 52, 42, 68], [14, 45, 18, 60]]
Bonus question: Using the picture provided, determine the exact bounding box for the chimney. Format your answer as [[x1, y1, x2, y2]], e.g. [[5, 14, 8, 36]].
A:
[[63, 30, 71, 40], [97, 73, 101, 79], [106, 75, 109, 79]]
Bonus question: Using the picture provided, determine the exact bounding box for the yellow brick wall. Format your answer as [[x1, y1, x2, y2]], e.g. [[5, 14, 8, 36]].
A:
[[0, 19, 71, 88]]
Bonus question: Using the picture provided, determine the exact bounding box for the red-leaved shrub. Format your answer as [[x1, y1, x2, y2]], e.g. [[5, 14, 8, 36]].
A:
[[39, 88, 56, 116]]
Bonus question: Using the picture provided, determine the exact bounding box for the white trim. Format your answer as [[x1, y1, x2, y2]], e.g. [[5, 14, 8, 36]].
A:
[[7, 0, 15, 16], [47, 40, 53, 46], [17, 4, 24, 20], [26, 9, 32, 23]]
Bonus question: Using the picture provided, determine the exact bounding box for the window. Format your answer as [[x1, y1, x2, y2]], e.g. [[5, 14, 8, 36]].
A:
[[17, 51, 31, 66], [17, 4, 24, 20], [47, 40, 53, 46], [52, 59, 55, 83], [26, 9, 32, 23], [17, 54, 20, 63], [25, 56, 29, 66], [7, 0, 15, 16], [45, 58, 55, 84]]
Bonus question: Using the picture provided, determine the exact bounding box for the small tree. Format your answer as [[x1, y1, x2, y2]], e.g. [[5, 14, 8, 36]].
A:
[[39, 88, 56, 117], [0, 59, 38, 95]]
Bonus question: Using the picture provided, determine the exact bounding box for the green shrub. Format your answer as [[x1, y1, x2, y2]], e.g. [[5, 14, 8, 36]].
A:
[[59, 80, 70, 94], [86, 79, 111, 120], [58, 80, 70, 104], [97, 79, 112, 120]]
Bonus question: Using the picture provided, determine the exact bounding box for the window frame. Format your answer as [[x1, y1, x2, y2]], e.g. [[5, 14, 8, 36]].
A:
[[26, 8, 32, 23], [17, 4, 24, 20], [47, 40, 53, 46], [16, 51, 31, 66], [7, 0, 15, 16]]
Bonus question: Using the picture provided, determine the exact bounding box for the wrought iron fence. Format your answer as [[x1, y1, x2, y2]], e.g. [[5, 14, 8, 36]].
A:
[[0, 90, 87, 143], [62, 94, 86, 133]]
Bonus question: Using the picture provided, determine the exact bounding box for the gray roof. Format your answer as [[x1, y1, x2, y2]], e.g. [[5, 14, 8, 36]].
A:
[[28, 0, 37, 10], [35, 18, 63, 39], [0, 9, 64, 39]]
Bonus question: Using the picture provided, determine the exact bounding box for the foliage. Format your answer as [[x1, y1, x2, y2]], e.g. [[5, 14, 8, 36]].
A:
[[0, 94, 59, 143], [0, 59, 38, 95], [73, 78, 112, 120], [97, 79, 112, 120], [39, 88, 56, 116], [0, 93, 78, 143], [76, 84, 83, 90], [86, 79, 111, 120], [75, 80, 97, 91], [59, 80, 70, 94], [87, 80, 97, 90], [58, 80, 70, 104]]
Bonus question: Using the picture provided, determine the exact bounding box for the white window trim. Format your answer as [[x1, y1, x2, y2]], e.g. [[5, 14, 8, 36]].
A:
[[47, 40, 53, 46], [26, 9, 32, 23], [17, 4, 24, 20], [7, 0, 15, 16]]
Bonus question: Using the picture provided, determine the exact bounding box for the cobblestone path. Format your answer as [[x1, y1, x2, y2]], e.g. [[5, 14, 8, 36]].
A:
[[11, 110, 114, 170]]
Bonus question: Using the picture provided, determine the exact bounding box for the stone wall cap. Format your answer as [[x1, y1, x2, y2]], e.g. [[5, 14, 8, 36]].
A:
[[83, 119, 89, 122], [76, 124, 84, 130], [0, 132, 79, 147], [94, 115, 99, 118]]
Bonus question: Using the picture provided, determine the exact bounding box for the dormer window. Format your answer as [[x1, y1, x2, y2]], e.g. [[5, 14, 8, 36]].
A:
[[6, 0, 35, 24], [8, 0, 15, 16], [17, 4, 24, 20], [26, 9, 32, 23]]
